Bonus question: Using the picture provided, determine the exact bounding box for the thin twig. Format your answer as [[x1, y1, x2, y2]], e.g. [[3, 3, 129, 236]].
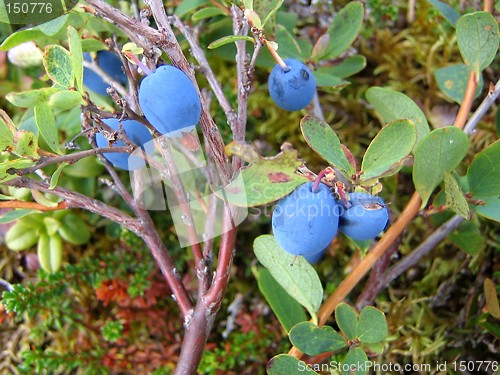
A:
[[172, 15, 238, 132], [463, 79, 500, 135]]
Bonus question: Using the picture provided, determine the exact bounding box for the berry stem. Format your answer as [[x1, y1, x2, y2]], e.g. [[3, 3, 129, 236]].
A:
[[312, 169, 326, 192], [123, 51, 152, 75], [261, 36, 289, 71]]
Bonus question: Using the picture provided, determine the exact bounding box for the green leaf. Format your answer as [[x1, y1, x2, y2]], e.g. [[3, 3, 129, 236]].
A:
[[360, 119, 416, 181], [43, 217, 61, 236], [457, 11, 499, 73], [254, 235, 323, 321], [67, 26, 84, 94], [313, 70, 350, 90], [175, 0, 208, 18], [48, 90, 84, 111], [0, 29, 57, 51], [467, 140, 500, 222], [192, 6, 227, 21], [6, 87, 59, 108], [13, 130, 38, 157], [449, 221, 484, 255], [301, 115, 355, 177], [49, 162, 69, 189], [58, 212, 91, 246], [341, 348, 369, 375], [38, 14, 69, 36], [5, 221, 39, 251], [275, 24, 304, 60], [208, 35, 254, 49], [322, 1, 364, 60], [413, 127, 469, 208], [358, 306, 388, 344], [34, 103, 61, 154], [365, 87, 430, 146], [426, 0, 460, 27], [220, 142, 309, 207], [435, 64, 484, 104], [0, 159, 36, 184], [257, 268, 307, 333], [267, 354, 319, 374], [0, 209, 40, 224], [43, 45, 74, 88], [0, 116, 14, 151], [38, 232, 63, 273], [260, 0, 284, 28], [289, 321, 347, 355], [335, 303, 358, 340], [316, 55, 366, 78], [64, 155, 105, 178], [443, 172, 471, 219]]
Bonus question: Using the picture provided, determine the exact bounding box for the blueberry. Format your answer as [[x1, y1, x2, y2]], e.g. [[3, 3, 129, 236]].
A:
[[138, 65, 201, 137], [272, 182, 340, 256], [303, 247, 327, 264], [268, 58, 316, 111], [83, 51, 127, 95], [95, 118, 154, 170], [339, 192, 389, 240]]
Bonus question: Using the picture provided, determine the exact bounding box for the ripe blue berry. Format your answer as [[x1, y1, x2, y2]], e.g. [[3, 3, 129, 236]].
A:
[[303, 247, 327, 264], [95, 118, 154, 171], [339, 192, 389, 240], [268, 58, 316, 111], [272, 182, 340, 256], [138, 65, 201, 137], [83, 51, 127, 95]]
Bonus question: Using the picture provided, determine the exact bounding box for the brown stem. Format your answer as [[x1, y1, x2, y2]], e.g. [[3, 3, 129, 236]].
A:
[[0, 200, 68, 211]]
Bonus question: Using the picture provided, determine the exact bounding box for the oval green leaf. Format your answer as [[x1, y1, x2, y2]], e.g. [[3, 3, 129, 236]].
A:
[[58, 212, 91, 246], [38, 232, 63, 273], [254, 235, 323, 320], [6, 87, 59, 108], [316, 55, 366, 78], [67, 26, 83, 93], [43, 45, 74, 88], [341, 347, 369, 375], [457, 11, 499, 73], [257, 268, 307, 333], [435, 64, 484, 104], [267, 354, 320, 375], [413, 127, 469, 207], [0, 209, 40, 224], [208, 35, 254, 49], [427, 0, 459, 27], [192, 6, 227, 21], [449, 221, 484, 255], [301, 116, 355, 177], [289, 321, 347, 356], [467, 140, 500, 222], [34, 102, 61, 154], [335, 303, 358, 340], [322, 1, 364, 60], [219, 143, 308, 207], [5, 221, 39, 251], [48, 90, 84, 111], [443, 171, 471, 219], [0, 116, 13, 151], [365, 87, 430, 146], [360, 119, 416, 181], [358, 306, 388, 344]]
